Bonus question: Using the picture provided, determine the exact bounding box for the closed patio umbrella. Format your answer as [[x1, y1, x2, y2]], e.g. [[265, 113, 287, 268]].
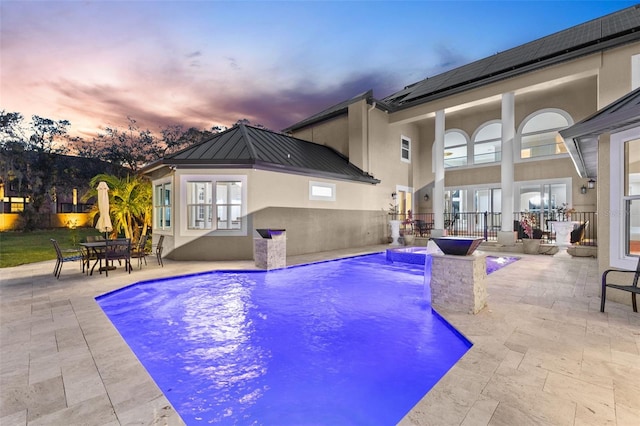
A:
[[95, 181, 113, 239]]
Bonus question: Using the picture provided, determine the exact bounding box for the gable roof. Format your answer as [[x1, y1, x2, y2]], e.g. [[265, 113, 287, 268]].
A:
[[560, 86, 640, 178], [143, 124, 380, 184], [284, 4, 640, 131]]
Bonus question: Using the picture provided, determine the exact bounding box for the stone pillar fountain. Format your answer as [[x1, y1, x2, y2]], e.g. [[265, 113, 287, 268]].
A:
[[425, 237, 487, 314]]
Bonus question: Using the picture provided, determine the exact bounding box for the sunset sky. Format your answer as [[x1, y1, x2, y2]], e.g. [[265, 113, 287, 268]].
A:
[[1, 0, 636, 139]]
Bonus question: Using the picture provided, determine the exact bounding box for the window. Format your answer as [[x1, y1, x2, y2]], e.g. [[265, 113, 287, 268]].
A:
[[401, 136, 411, 163], [154, 182, 172, 230], [444, 130, 468, 168], [519, 110, 570, 159], [611, 129, 640, 268], [473, 122, 502, 164], [309, 181, 336, 201], [624, 138, 640, 257], [186, 181, 213, 229], [216, 181, 242, 230]]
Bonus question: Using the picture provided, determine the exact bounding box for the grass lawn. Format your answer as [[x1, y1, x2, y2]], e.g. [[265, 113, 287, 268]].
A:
[[0, 228, 104, 268]]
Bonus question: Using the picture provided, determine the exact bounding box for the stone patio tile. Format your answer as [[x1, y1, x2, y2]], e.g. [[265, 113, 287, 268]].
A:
[[504, 329, 583, 360], [0, 341, 29, 375], [485, 393, 576, 425], [55, 326, 86, 351], [519, 348, 583, 378], [610, 337, 640, 355], [460, 395, 499, 426], [12, 375, 66, 423], [0, 408, 26, 426], [613, 378, 640, 414], [615, 401, 640, 425], [28, 352, 61, 385], [61, 357, 106, 406], [116, 395, 185, 426], [543, 371, 615, 424], [28, 394, 117, 426]]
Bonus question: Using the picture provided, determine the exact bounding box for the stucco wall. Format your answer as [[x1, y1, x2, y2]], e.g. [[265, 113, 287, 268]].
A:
[[167, 207, 387, 261], [289, 115, 349, 157], [155, 167, 389, 261]]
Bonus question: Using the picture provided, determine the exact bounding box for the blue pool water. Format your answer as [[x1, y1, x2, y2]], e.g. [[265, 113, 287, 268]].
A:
[[386, 247, 519, 274], [97, 254, 472, 425]]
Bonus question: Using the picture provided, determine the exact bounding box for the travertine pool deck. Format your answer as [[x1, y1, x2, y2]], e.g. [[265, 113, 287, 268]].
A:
[[1, 247, 639, 425]]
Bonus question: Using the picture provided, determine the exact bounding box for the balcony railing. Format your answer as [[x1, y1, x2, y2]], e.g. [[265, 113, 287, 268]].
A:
[[396, 211, 597, 245]]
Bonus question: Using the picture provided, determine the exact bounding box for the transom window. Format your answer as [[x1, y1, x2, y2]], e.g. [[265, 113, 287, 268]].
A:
[[474, 122, 502, 164], [520, 110, 570, 159]]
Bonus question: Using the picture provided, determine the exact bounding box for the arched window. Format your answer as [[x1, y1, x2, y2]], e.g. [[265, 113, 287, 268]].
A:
[[444, 130, 468, 168], [519, 110, 572, 159], [473, 121, 502, 164]]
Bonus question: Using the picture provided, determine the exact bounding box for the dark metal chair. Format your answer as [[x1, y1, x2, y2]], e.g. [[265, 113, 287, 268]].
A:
[[413, 219, 432, 237], [130, 234, 149, 269], [102, 238, 132, 276], [154, 235, 165, 267], [51, 239, 83, 279], [601, 256, 640, 312]]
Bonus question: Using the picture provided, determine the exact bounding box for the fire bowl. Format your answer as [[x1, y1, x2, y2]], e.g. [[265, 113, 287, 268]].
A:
[[431, 237, 484, 256]]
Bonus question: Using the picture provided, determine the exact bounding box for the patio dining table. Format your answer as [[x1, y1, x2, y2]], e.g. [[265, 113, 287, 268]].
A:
[[80, 239, 132, 276]]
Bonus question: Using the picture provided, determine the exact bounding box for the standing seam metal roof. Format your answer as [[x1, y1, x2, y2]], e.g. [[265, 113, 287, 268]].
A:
[[164, 124, 379, 184]]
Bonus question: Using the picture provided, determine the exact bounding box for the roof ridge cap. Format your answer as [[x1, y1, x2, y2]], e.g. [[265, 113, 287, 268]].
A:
[[238, 123, 259, 160]]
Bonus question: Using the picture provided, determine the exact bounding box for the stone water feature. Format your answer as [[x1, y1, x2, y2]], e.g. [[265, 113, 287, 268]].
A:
[[426, 237, 487, 314]]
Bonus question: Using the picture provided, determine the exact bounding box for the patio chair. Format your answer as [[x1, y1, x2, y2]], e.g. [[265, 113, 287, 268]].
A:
[[130, 234, 149, 269], [154, 235, 165, 267], [414, 219, 433, 237], [102, 238, 132, 276], [51, 239, 83, 279], [601, 256, 640, 313]]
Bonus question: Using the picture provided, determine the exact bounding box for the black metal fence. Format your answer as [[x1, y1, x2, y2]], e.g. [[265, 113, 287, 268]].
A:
[[396, 211, 597, 245]]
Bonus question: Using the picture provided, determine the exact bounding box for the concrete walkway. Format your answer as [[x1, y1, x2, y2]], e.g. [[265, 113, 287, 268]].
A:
[[1, 247, 639, 425]]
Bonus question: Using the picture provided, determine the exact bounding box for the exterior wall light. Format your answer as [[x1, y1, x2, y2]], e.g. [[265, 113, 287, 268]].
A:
[[581, 185, 587, 194], [587, 178, 596, 189]]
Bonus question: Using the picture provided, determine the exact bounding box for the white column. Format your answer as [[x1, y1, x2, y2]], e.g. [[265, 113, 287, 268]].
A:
[[432, 109, 446, 236], [498, 92, 516, 245]]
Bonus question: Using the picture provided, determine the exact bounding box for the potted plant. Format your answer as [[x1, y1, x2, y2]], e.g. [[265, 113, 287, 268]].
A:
[[556, 203, 576, 221], [402, 210, 415, 245], [520, 212, 541, 254], [388, 200, 401, 245]]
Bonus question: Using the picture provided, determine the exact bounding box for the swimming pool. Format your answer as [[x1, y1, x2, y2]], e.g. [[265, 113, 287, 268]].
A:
[[97, 253, 472, 425]]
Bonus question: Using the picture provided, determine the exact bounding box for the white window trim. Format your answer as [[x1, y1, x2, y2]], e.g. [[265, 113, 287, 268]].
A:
[[401, 135, 411, 163], [309, 181, 336, 201], [152, 178, 173, 234], [516, 108, 573, 163], [179, 174, 248, 237], [610, 126, 640, 269]]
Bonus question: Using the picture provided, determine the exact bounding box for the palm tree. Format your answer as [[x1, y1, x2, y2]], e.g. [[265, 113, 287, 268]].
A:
[[83, 173, 151, 242]]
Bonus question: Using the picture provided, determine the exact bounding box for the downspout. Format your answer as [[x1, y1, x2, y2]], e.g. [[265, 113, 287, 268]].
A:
[[367, 101, 376, 172]]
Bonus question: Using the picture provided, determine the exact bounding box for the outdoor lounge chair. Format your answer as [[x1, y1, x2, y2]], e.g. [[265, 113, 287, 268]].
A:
[[601, 256, 640, 313], [51, 239, 83, 279]]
